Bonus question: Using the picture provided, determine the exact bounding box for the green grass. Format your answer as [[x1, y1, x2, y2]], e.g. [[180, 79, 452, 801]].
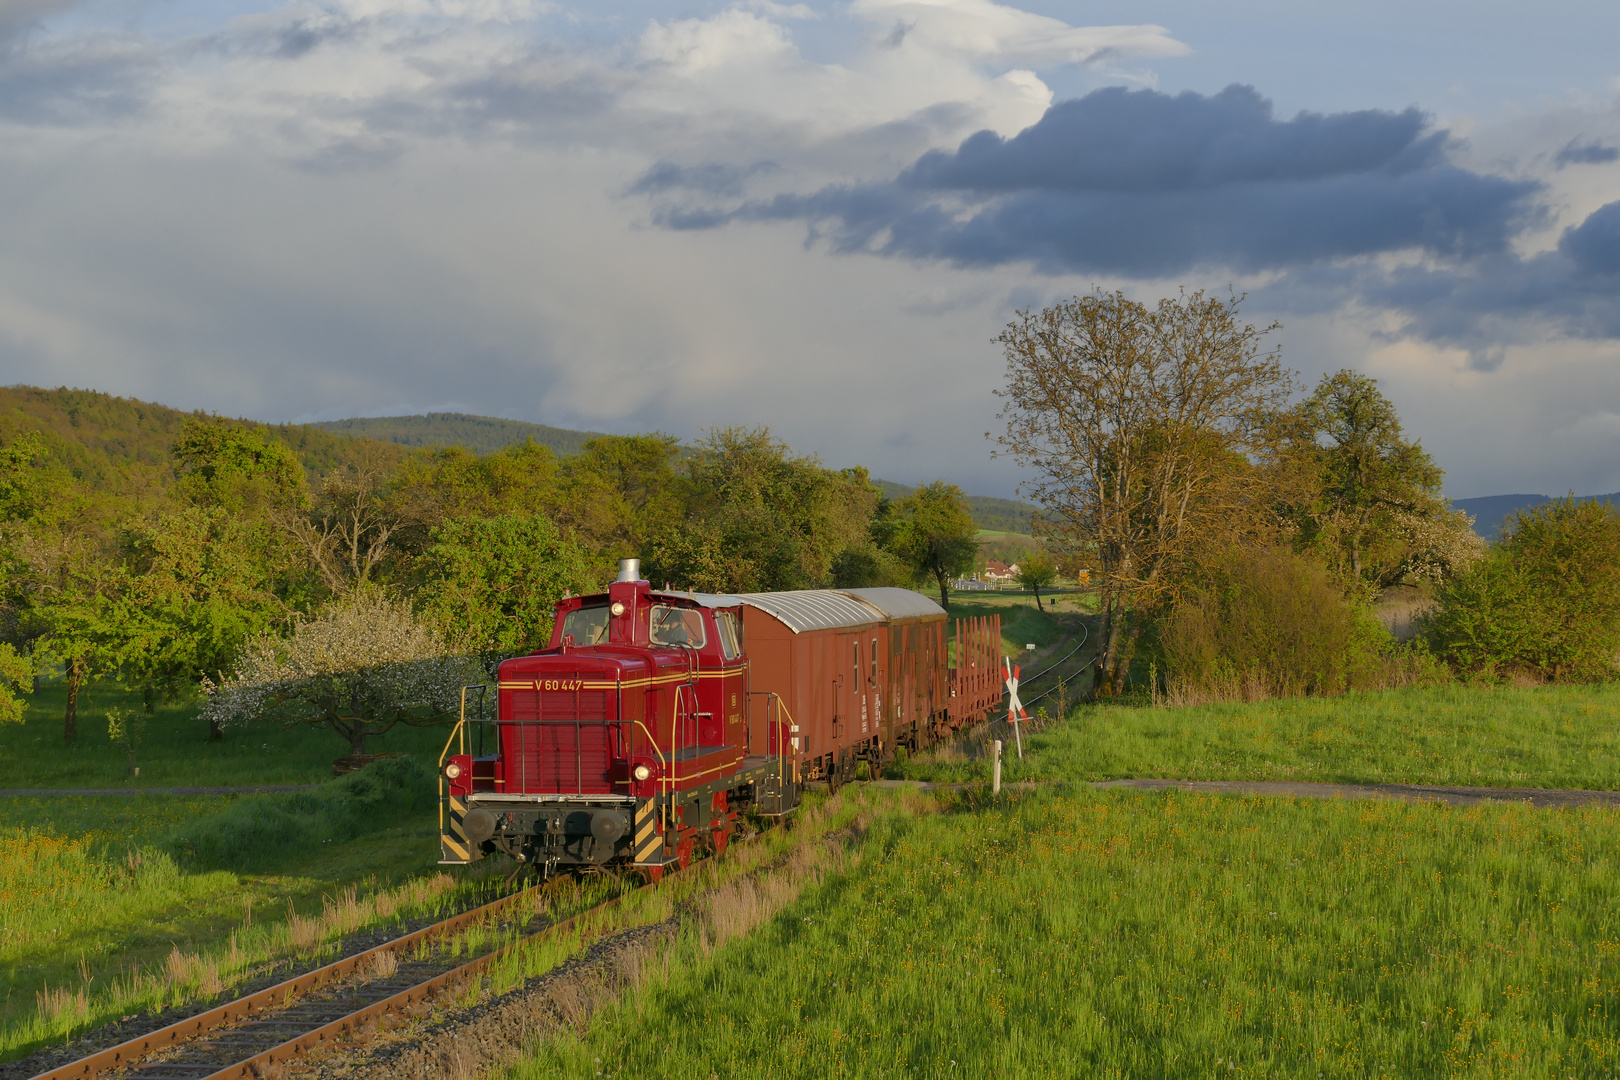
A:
[[0, 761, 478, 1063], [889, 682, 1620, 791], [506, 785, 1620, 1079], [0, 678, 457, 788], [937, 595, 1080, 662]]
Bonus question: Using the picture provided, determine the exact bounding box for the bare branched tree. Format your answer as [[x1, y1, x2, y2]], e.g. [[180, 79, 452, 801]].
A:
[[282, 453, 398, 595], [994, 289, 1295, 697]]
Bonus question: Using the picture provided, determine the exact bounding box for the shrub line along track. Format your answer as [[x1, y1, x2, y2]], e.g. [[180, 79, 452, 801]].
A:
[[28, 875, 631, 1080]]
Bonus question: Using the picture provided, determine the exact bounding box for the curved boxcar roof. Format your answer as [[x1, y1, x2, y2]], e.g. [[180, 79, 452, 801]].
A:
[[734, 589, 885, 633], [837, 587, 945, 622]]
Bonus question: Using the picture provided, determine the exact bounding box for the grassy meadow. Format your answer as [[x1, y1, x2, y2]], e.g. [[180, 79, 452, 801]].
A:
[[889, 682, 1620, 791], [509, 784, 1620, 1079], [0, 678, 458, 789], [0, 761, 473, 1063]]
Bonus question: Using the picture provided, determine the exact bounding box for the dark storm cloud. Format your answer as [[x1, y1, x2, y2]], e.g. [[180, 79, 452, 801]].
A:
[[1555, 139, 1620, 168], [654, 84, 1540, 277], [1353, 200, 1620, 365], [630, 161, 777, 198]]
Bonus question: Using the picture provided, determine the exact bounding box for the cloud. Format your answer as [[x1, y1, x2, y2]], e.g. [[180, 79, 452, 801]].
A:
[[1359, 200, 1620, 365], [662, 84, 1540, 276], [1554, 138, 1620, 168], [0, 0, 87, 42]]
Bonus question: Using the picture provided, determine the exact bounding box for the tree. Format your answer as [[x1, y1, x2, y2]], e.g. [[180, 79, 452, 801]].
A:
[[1427, 497, 1620, 682], [1016, 552, 1058, 611], [281, 446, 400, 596], [647, 427, 878, 593], [883, 481, 978, 610], [385, 440, 561, 563], [14, 480, 126, 743], [203, 590, 480, 761], [0, 644, 29, 725], [1289, 371, 1481, 595], [555, 435, 684, 564], [995, 289, 1294, 697], [113, 506, 285, 738], [0, 433, 48, 722], [414, 512, 593, 666], [173, 418, 308, 514]]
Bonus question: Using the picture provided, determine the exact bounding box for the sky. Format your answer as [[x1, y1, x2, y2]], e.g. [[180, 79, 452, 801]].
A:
[[1, 0, 1618, 500]]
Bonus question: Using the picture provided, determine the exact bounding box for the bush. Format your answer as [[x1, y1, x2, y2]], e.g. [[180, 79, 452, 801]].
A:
[[159, 756, 433, 871], [1156, 547, 1399, 704], [1426, 497, 1620, 682]]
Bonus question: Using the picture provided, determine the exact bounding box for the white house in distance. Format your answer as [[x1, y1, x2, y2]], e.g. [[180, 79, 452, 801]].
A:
[[983, 559, 1021, 582]]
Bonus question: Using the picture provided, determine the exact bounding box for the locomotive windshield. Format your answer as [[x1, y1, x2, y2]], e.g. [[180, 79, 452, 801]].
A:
[[559, 604, 609, 645], [650, 605, 706, 647]]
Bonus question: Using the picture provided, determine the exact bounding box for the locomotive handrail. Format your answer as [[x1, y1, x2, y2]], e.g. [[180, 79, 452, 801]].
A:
[[633, 719, 668, 767]]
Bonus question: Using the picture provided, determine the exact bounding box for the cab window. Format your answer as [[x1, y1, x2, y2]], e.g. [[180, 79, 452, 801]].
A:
[[715, 609, 743, 660], [559, 605, 609, 645], [650, 605, 707, 648]]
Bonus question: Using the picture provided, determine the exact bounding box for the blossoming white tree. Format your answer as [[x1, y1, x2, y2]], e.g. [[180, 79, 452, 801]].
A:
[[202, 590, 481, 762]]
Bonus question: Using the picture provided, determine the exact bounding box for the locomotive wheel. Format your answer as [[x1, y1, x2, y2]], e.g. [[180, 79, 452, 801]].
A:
[[676, 834, 694, 870], [711, 823, 729, 856], [643, 864, 665, 884]]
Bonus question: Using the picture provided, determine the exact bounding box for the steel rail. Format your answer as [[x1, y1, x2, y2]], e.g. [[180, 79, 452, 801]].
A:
[[27, 882, 552, 1080], [33, 819, 772, 1080], [184, 889, 632, 1080]]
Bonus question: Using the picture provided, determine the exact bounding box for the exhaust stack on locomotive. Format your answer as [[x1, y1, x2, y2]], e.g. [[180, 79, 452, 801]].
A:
[[438, 568, 1001, 880]]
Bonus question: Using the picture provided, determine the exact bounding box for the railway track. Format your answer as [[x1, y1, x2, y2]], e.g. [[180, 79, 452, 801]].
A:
[[28, 877, 632, 1080]]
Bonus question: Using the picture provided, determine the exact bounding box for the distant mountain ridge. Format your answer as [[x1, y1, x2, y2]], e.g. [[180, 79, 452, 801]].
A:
[[1452, 491, 1620, 539]]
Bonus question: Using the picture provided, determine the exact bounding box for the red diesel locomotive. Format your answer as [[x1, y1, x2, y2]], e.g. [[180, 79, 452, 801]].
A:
[[438, 559, 1002, 879]]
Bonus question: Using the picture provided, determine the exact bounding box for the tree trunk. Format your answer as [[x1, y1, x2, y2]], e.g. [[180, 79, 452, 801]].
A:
[[64, 655, 83, 744], [336, 717, 367, 756], [936, 566, 951, 612], [1033, 586, 1044, 612], [1093, 594, 1119, 698]]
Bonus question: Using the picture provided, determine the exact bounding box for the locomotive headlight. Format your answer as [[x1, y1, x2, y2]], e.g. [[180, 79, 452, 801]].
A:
[[610, 601, 626, 617], [443, 761, 463, 780], [632, 763, 652, 781]]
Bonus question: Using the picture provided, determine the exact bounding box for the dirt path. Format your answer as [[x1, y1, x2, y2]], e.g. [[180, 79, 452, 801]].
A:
[[871, 777, 1620, 809], [0, 785, 317, 796]]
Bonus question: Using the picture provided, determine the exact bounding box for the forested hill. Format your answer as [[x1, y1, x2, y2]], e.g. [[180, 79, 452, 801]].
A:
[[312, 413, 610, 457], [0, 385, 390, 488], [873, 479, 1037, 534], [0, 388, 1040, 533], [310, 412, 1044, 534]]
